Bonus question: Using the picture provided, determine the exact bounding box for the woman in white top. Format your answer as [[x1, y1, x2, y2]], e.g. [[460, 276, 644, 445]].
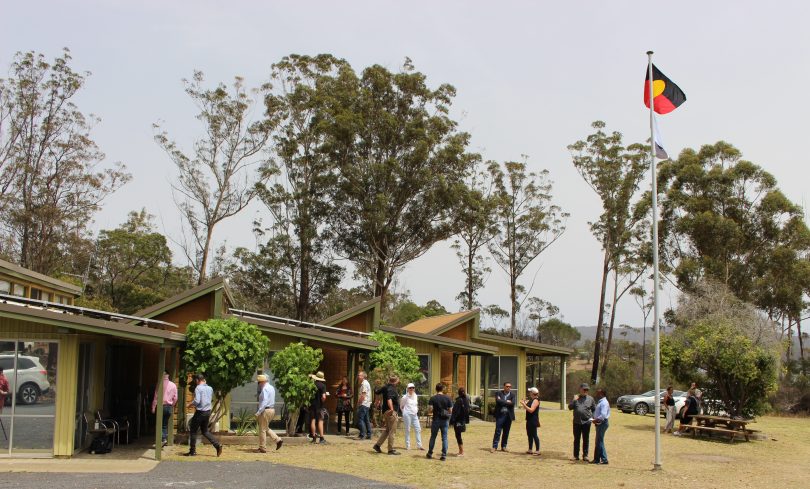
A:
[[400, 383, 424, 450]]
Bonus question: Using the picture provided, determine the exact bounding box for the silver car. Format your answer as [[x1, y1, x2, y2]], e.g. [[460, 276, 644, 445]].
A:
[[616, 390, 686, 416]]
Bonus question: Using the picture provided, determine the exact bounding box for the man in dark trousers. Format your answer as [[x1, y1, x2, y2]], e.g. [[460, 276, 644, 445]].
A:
[[490, 381, 516, 452], [569, 383, 595, 461], [184, 374, 223, 457]]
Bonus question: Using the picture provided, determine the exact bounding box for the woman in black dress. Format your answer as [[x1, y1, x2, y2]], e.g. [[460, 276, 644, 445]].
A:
[[449, 387, 470, 457], [335, 376, 353, 435], [521, 387, 541, 456]]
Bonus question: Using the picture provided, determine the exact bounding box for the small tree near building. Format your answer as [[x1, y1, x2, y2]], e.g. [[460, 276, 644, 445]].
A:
[[269, 342, 323, 435], [183, 318, 270, 427], [368, 331, 421, 388]]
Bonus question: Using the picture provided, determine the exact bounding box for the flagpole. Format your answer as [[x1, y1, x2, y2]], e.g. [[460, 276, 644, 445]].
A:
[[647, 50, 663, 471]]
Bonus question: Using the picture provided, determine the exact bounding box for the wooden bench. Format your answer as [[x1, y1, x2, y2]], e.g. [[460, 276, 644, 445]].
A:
[[682, 424, 754, 442]]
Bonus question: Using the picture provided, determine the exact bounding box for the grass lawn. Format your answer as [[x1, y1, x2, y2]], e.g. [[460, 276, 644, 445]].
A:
[[165, 402, 810, 488]]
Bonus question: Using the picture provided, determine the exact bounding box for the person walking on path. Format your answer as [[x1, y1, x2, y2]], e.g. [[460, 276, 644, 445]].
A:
[[591, 387, 610, 465], [356, 371, 372, 440], [309, 372, 328, 444], [449, 387, 470, 457], [400, 383, 423, 450], [521, 387, 541, 456], [151, 370, 177, 447], [372, 375, 401, 455], [490, 381, 516, 453], [426, 383, 453, 461], [255, 374, 283, 453], [184, 374, 222, 457], [335, 376, 353, 436], [569, 383, 594, 461], [663, 386, 676, 434]]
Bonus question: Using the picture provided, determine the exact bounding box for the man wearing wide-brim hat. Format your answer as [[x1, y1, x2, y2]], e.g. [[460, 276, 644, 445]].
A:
[[308, 371, 328, 444], [256, 374, 282, 453]]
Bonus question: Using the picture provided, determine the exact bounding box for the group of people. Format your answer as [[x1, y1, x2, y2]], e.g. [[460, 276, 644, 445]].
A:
[[161, 369, 619, 465]]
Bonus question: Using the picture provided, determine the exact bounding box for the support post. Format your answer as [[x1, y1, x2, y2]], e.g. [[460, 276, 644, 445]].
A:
[[560, 355, 567, 410], [482, 355, 491, 422], [155, 346, 166, 461], [168, 347, 177, 446], [452, 353, 459, 396]]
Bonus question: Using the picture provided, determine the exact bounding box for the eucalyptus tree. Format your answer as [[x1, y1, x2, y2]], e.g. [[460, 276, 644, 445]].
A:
[[568, 121, 648, 384], [0, 49, 129, 274], [488, 160, 567, 338], [329, 59, 476, 309], [453, 160, 499, 310], [154, 72, 274, 284]]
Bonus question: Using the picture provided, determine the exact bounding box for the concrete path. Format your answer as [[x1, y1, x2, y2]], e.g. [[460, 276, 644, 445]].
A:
[[2, 460, 406, 488]]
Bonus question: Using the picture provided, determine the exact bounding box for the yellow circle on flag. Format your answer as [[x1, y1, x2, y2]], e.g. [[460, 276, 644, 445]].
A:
[[653, 80, 666, 97]]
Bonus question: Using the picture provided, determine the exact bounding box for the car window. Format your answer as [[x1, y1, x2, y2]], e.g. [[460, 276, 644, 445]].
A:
[[16, 358, 35, 369], [673, 390, 686, 396], [641, 390, 655, 396], [0, 357, 12, 370]]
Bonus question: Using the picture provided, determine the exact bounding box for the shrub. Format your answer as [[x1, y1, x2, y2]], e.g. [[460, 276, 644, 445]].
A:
[[269, 342, 323, 435]]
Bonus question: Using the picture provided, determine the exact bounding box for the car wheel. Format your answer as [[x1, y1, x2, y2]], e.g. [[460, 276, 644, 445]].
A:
[[634, 402, 649, 416], [18, 383, 40, 405]]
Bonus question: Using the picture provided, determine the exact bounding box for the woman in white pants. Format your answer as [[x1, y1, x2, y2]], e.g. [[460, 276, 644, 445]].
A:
[[400, 383, 424, 450], [663, 386, 676, 433]]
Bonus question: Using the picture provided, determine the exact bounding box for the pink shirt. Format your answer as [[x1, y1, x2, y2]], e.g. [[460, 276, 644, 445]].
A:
[[151, 376, 178, 412]]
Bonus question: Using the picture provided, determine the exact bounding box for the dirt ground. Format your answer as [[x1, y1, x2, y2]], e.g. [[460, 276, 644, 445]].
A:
[[164, 403, 810, 489]]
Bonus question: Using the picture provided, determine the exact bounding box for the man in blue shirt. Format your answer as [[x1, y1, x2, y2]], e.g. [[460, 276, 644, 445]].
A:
[[256, 374, 283, 453], [591, 387, 611, 465], [184, 374, 223, 457]]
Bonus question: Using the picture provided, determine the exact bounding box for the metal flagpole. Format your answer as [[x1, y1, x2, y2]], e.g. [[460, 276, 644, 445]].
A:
[[647, 50, 663, 471]]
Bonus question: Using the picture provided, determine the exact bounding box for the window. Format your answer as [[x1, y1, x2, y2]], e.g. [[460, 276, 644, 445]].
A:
[[11, 284, 25, 297], [483, 356, 519, 393], [0, 280, 9, 294], [415, 354, 431, 396], [229, 352, 284, 426], [41, 292, 51, 302], [30, 288, 42, 300]]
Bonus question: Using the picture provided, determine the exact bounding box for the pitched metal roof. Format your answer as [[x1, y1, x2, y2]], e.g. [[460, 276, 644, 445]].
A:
[[0, 258, 83, 296], [400, 310, 478, 335], [0, 300, 184, 345], [476, 332, 574, 356], [321, 297, 380, 327], [379, 326, 498, 355], [225, 312, 378, 351], [133, 277, 234, 319]]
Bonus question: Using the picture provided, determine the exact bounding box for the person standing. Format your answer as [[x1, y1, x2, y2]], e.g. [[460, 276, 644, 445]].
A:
[[184, 374, 222, 457], [569, 383, 594, 461], [309, 372, 328, 444], [449, 387, 470, 457], [400, 383, 423, 450], [151, 370, 178, 447], [356, 371, 372, 440], [591, 387, 610, 465], [255, 374, 283, 453], [426, 383, 453, 461], [335, 376, 353, 436], [490, 381, 516, 453], [0, 367, 10, 411], [663, 386, 676, 434], [521, 387, 541, 456], [372, 374, 401, 456]]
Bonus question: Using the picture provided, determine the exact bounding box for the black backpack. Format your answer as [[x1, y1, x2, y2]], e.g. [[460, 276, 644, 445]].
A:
[[89, 435, 112, 454]]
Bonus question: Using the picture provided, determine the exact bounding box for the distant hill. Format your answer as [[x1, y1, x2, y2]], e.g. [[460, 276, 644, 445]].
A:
[[575, 326, 806, 359]]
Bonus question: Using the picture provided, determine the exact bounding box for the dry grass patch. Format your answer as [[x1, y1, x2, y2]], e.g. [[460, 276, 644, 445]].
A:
[[164, 403, 809, 488]]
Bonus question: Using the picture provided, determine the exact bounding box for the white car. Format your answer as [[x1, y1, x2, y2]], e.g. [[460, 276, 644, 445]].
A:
[[617, 389, 687, 416], [0, 354, 51, 405]]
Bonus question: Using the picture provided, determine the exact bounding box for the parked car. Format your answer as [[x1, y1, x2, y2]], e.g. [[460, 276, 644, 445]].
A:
[[0, 354, 51, 405], [616, 389, 686, 416]]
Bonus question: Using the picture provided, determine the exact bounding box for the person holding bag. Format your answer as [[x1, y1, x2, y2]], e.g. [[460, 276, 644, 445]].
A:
[[449, 387, 470, 457], [426, 383, 453, 461], [521, 387, 541, 456]]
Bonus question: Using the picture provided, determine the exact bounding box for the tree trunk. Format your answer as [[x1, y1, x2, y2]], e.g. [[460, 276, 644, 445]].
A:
[[600, 270, 620, 380], [510, 273, 517, 338], [590, 251, 610, 385], [197, 226, 214, 285], [297, 222, 311, 321], [374, 257, 388, 312], [466, 249, 475, 311]]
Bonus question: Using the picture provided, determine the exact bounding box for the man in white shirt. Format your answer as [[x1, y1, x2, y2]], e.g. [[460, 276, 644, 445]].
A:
[[256, 374, 283, 453], [400, 383, 424, 450], [356, 371, 372, 440]]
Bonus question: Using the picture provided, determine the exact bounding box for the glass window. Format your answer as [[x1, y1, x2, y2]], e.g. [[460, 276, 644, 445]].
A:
[[0, 280, 10, 294], [30, 289, 42, 300], [41, 292, 51, 302], [482, 356, 519, 393], [229, 353, 283, 425], [11, 284, 25, 297], [415, 354, 430, 396], [0, 340, 58, 455], [500, 356, 518, 387]]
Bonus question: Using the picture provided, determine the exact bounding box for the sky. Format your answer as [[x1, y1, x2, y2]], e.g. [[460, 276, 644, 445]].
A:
[[2, 1, 809, 329]]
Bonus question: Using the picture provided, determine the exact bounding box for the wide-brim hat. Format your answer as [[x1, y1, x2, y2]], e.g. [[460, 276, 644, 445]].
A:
[[310, 371, 326, 382], [257, 374, 268, 382]]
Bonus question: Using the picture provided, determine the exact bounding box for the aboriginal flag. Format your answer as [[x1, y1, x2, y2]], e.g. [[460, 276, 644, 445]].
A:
[[644, 64, 686, 115]]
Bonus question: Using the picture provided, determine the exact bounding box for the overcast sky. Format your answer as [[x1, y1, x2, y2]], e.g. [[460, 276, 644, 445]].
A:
[[2, 1, 809, 329]]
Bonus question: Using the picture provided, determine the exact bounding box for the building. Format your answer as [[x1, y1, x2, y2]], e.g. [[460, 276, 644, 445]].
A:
[[0, 260, 183, 459]]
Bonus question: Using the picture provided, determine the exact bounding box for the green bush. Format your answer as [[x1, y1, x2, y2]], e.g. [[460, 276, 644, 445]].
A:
[[269, 342, 323, 435]]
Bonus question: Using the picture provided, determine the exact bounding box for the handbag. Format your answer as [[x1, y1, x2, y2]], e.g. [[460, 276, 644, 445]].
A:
[[454, 422, 466, 432]]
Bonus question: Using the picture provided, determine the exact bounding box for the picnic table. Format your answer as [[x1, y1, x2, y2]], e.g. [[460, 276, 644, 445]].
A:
[[682, 414, 757, 442]]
